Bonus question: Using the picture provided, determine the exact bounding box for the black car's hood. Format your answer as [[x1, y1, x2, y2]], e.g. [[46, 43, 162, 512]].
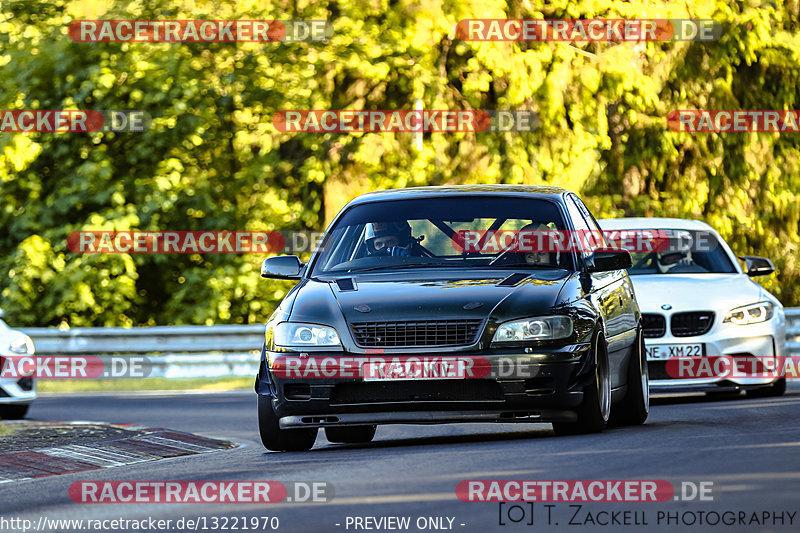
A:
[[286, 269, 571, 351], [335, 272, 566, 321]]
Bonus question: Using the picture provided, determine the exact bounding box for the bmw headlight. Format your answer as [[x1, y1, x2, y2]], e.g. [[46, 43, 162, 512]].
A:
[[723, 302, 774, 325], [9, 335, 34, 355], [274, 322, 341, 347], [492, 316, 573, 343]]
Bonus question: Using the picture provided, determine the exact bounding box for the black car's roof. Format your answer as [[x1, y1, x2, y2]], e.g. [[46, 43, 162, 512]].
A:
[[345, 185, 571, 207]]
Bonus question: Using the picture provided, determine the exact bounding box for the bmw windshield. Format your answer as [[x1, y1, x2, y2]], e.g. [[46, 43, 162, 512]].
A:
[[310, 196, 573, 275], [618, 229, 737, 275]]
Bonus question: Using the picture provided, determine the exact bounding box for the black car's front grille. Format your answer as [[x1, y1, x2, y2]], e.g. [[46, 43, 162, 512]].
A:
[[641, 313, 667, 338], [349, 320, 483, 348], [671, 312, 715, 337], [330, 380, 503, 405]]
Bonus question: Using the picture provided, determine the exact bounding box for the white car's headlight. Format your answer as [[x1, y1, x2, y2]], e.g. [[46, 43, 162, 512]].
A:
[[274, 322, 341, 347], [723, 302, 774, 325], [492, 316, 573, 343], [9, 335, 34, 355]]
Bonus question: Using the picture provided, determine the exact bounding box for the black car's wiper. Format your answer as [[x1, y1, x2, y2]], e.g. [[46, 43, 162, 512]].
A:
[[490, 263, 563, 269], [350, 263, 441, 272]]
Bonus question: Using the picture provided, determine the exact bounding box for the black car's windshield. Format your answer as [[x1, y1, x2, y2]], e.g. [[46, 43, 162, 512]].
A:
[[615, 228, 737, 275], [311, 196, 573, 275]]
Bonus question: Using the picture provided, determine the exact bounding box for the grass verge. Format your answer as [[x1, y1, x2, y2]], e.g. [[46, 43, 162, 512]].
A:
[[38, 376, 253, 393]]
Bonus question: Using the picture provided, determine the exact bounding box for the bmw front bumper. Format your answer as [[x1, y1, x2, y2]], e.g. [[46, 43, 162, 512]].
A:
[[646, 318, 784, 391]]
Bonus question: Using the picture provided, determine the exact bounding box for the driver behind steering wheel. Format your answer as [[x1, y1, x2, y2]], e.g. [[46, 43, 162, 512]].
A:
[[656, 238, 693, 273], [365, 221, 415, 257], [521, 223, 557, 266]]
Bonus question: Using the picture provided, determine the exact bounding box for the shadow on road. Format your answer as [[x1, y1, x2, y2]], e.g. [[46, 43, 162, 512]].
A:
[[652, 387, 799, 406]]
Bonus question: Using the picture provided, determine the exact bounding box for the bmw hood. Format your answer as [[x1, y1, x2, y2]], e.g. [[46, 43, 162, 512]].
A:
[[629, 274, 766, 314]]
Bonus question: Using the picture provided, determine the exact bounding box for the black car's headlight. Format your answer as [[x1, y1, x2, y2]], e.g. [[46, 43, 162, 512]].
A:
[[274, 322, 342, 348], [492, 316, 573, 344], [723, 301, 774, 325], [9, 335, 34, 355]]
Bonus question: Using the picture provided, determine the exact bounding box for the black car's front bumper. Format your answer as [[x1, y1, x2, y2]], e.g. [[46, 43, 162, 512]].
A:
[[255, 344, 595, 428]]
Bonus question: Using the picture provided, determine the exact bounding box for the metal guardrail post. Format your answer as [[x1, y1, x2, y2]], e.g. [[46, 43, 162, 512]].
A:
[[786, 308, 800, 357]]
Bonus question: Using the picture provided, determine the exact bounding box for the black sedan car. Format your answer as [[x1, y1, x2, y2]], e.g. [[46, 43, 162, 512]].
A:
[[255, 185, 647, 450]]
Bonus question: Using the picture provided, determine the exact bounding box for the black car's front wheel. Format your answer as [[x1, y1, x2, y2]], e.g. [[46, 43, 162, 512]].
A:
[[325, 425, 377, 444], [609, 328, 649, 426], [257, 395, 317, 451], [553, 334, 610, 435]]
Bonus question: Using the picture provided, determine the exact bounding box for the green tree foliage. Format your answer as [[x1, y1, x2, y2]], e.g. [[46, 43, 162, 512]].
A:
[[0, 0, 798, 326]]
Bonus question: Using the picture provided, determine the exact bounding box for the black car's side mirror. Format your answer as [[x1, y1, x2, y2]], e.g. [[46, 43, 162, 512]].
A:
[[587, 249, 632, 273], [740, 256, 775, 277], [261, 256, 305, 279]]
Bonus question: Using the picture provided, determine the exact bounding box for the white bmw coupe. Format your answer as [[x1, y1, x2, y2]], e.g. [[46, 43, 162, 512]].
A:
[[599, 218, 786, 397], [0, 308, 36, 418]]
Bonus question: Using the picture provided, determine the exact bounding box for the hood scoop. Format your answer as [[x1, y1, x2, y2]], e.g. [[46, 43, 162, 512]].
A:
[[496, 273, 530, 287], [335, 278, 357, 292]]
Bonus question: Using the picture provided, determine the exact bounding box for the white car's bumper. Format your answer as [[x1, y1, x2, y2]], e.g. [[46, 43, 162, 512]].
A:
[[0, 356, 37, 404], [645, 317, 783, 390]]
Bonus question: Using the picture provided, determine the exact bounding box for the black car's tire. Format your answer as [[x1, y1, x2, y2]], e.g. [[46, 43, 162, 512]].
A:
[[746, 377, 786, 398], [257, 395, 317, 451], [553, 334, 610, 435], [608, 329, 649, 427], [325, 425, 377, 444], [0, 404, 29, 419]]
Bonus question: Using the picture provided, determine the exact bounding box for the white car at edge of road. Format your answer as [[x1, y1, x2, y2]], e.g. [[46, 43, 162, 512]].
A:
[[0, 308, 36, 418], [599, 217, 786, 397]]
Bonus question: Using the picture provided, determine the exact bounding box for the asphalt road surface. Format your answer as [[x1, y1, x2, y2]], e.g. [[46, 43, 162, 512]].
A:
[[2, 385, 800, 533]]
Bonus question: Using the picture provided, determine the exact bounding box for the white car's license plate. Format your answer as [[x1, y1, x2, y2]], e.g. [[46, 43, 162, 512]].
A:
[[646, 343, 704, 360]]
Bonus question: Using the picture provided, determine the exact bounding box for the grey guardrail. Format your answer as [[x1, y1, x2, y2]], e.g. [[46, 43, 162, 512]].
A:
[[20, 324, 266, 354], [18, 308, 800, 378], [20, 324, 266, 379]]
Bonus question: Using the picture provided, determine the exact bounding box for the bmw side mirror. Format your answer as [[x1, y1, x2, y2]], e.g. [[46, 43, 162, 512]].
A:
[[740, 256, 775, 277], [261, 256, 305, 280], [587, 249, 632, 272]]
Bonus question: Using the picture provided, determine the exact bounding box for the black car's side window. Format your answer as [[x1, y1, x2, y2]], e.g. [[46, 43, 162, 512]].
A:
[[573, 196, 609, 247], [565, 196, 592, 267]]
